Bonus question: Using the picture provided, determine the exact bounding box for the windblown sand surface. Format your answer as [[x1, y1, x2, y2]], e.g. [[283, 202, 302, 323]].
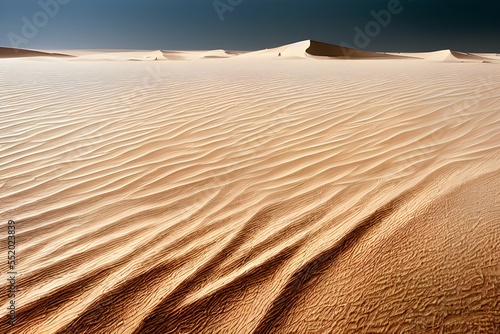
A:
[[1, 41, 499, 333]]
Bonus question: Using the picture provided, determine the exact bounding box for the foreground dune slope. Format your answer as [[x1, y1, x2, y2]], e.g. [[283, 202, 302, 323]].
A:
[[0, 58, 499, 333]]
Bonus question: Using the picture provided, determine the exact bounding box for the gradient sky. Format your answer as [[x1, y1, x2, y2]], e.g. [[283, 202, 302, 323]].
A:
[[1, 0, 499, 52]]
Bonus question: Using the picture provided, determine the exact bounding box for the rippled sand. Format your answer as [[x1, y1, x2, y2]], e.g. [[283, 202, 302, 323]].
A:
[[1, 54, 499, 333]]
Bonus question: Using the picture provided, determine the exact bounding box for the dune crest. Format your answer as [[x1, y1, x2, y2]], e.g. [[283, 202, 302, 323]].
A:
[[0, 47, 71, 58], [419, 49, 496, 63], [236, 40, 406, 59], [305, 40, 408, 59], [392, 49, 499, 63]]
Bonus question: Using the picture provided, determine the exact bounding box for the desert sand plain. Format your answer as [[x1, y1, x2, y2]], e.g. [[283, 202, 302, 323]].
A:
[[0, 40, 499, 333]]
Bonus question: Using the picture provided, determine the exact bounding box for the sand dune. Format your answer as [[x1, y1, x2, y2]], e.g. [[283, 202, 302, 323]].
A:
[[163, 49, 236, 60], [6, 40, 497, 63], [306, 40, 410, 59], [421, 50, 492, 63], [236, 40, 407, 59], [0, 47, 71, 58], [0, 46, 499, 333], [68, 50, 167, 61], [393, 50, 499, 63]]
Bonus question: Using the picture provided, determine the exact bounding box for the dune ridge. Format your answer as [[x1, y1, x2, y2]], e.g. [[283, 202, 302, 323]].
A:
[[0, 54, 499, 333], [394, 49, 498, 63], [305, 40, 409, 59], [0, 47, 71, 58], [2, 40, 498, 63]]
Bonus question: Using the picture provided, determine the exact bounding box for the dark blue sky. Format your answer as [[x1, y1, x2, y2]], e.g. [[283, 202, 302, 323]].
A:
[[1, 0, 499, 52]]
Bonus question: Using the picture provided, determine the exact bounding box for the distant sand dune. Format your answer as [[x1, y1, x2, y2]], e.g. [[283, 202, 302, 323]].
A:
[[394, 50, 499, 63], [425, 50, 492, 63], [70, 50, 166, 61], [306, 40, 409, 59], [236, 40, 409, 59], [0, 53, 499, 333], [0, 47, 71, 58], [2, 41, 498, 63]]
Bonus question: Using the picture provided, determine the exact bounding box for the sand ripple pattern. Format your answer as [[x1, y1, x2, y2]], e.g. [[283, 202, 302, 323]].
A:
[[1, 59, 499, 333]]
